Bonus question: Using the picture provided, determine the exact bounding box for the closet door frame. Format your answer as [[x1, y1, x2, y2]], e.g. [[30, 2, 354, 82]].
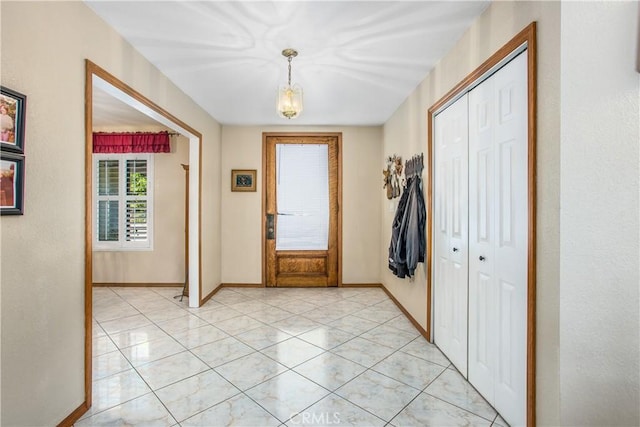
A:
[[426, 22, 537, 427]]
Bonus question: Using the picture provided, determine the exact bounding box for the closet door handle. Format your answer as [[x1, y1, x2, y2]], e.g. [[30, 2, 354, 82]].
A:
[[452, 247, 459, 252], [479, 255, 486, 261]]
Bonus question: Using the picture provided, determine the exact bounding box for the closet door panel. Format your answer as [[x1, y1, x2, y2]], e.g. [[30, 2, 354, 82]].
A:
[[468, 51, 528, 426], [468, 72, 497, 402], [492, 51, 528, 427], [433, 94, 469, 376]]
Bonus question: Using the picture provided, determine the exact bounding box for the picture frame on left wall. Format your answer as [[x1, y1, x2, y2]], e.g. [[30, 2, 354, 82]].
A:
[[0, 86, 27, 154], [1, 151, 24, 215]]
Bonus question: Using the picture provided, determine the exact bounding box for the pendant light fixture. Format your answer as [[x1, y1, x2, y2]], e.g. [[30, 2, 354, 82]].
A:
[[277, 48, 303, 119]]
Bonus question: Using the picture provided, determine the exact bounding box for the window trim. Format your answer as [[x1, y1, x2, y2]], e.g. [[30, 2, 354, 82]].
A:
[[93, 153, 154, 251]]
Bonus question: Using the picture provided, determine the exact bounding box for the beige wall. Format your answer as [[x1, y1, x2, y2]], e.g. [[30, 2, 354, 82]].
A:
[[381, 1, 561, 424], [220, 126, 382, 284], [559, 2, 639, 425], [92, 135, 189, 284], [0, 2, 221, 425]]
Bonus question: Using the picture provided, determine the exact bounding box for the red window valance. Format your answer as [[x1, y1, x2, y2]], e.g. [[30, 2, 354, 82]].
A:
[[93, 131, 171, 154]]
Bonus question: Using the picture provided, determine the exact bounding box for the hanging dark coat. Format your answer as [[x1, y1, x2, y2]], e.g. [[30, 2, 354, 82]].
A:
[[388, 174, 426, 278]]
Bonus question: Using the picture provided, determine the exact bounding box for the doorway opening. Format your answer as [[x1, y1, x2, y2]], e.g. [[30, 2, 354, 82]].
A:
[[84, 60, 203, 408]]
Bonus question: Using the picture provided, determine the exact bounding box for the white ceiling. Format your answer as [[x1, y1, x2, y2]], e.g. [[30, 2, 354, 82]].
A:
[[86, 1, 489, 127], [93, 85, 171, 129]]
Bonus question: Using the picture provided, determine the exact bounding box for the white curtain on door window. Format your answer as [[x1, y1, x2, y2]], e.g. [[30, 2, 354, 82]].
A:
[[276, 144, 329, 250]]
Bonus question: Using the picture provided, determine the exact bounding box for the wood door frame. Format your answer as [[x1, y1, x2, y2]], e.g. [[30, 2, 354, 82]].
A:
[[261, 132, 342, 287], [83, 60, 203, 414], [426, 23, 537, 426]]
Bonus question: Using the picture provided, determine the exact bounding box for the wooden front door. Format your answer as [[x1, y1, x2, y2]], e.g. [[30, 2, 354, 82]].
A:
[[263, 133, 341, 287]]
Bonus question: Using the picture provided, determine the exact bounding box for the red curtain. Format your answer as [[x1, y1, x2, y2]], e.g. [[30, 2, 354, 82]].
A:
[[93, 131, 171, 153]]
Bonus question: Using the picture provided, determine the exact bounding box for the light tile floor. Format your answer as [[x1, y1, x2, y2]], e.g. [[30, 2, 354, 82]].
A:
[[77, 286, 508, 427]]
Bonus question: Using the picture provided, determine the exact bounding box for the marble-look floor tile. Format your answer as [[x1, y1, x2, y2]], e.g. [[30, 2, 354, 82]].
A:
[[361, 324, 418, 349], [328, 299, 367, 313], [263, 295, 301, 307], [335, 288, 367, 298], [93, 335, 118, 357], [93, 322, 107, 338], [211, 291, 253, 305], [215, 352, 287, 391], [156, 370, 240, 422], [156, 314, 208, 335], [99, 314, 152, 335], [248, 307, 295, 323], [228, 300, 271, 314], [371, 299, 400, 311], [335, 370, 420, 422], [171, 324, 229, 349], [181, 393, 281, 427], [86, 369, 151, 417], [301, 308, 349, 325], [191, 336, 254, 368], [492, 413, 509, 426], [290, 393, 386, 426], [352, 306, 400, 323], [298, 326, 355, 350], [93, 350, 131, 380], [135, 351, 209, 390], [108, 324, 169, 349], [93, 303, 140, 323], [371, 351, 447, 390], [261, 337, 325, 368], [294, 352, 366, 391], [143, 306, 189, 323], [245, 370, 330, 423], [277, 300, 318, 314], [235, 324, 292, 350], [348, 291, 388, 306], [232, 287, 270, 297], [215, 314, 265, 335], [195, 306, 243, 324], [272, 315, 323, 336], [424, 369, 497, 421], [330, 337, 395, 368], [400, 338, 451, 367], [327, 315, 380, 335], [390, 392, 492, 427], [129, 298, 179, 313], [121, 335, 185, 367], [75, 393, 176, 427], [90, 287, 503, 427], [384, 315, 421, 335]]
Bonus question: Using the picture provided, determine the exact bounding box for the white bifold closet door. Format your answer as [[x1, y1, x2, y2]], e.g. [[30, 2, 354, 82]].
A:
[[468, 51, 528, 426], [433, 93, 469, 376], [433, 50, 528, 427]]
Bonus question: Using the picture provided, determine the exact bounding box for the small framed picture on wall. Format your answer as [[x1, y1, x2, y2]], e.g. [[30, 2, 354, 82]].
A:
[[1, 151, 25, 215], [231, 169, 257, 192], [0, 86, 27, 154]]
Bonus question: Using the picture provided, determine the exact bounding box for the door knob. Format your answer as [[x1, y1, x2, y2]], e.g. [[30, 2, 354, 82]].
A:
[[479, 255, 486, 261], [452, 247, 459, 252]]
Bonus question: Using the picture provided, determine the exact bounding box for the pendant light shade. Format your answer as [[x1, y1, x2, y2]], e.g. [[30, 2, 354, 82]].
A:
[[277, 49, 303, 119]]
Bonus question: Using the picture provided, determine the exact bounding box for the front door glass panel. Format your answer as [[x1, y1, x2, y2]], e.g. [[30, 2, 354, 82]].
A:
[[275, 143, 329, 250]]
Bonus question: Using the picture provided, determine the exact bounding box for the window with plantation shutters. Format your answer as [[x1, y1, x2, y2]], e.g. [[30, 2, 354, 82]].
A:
[[94, 154, 153, 250]]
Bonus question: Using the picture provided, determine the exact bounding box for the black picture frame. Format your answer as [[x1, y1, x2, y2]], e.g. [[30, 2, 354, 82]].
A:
[[0, 86, 27, 154], [1, 151, 24, 215]]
